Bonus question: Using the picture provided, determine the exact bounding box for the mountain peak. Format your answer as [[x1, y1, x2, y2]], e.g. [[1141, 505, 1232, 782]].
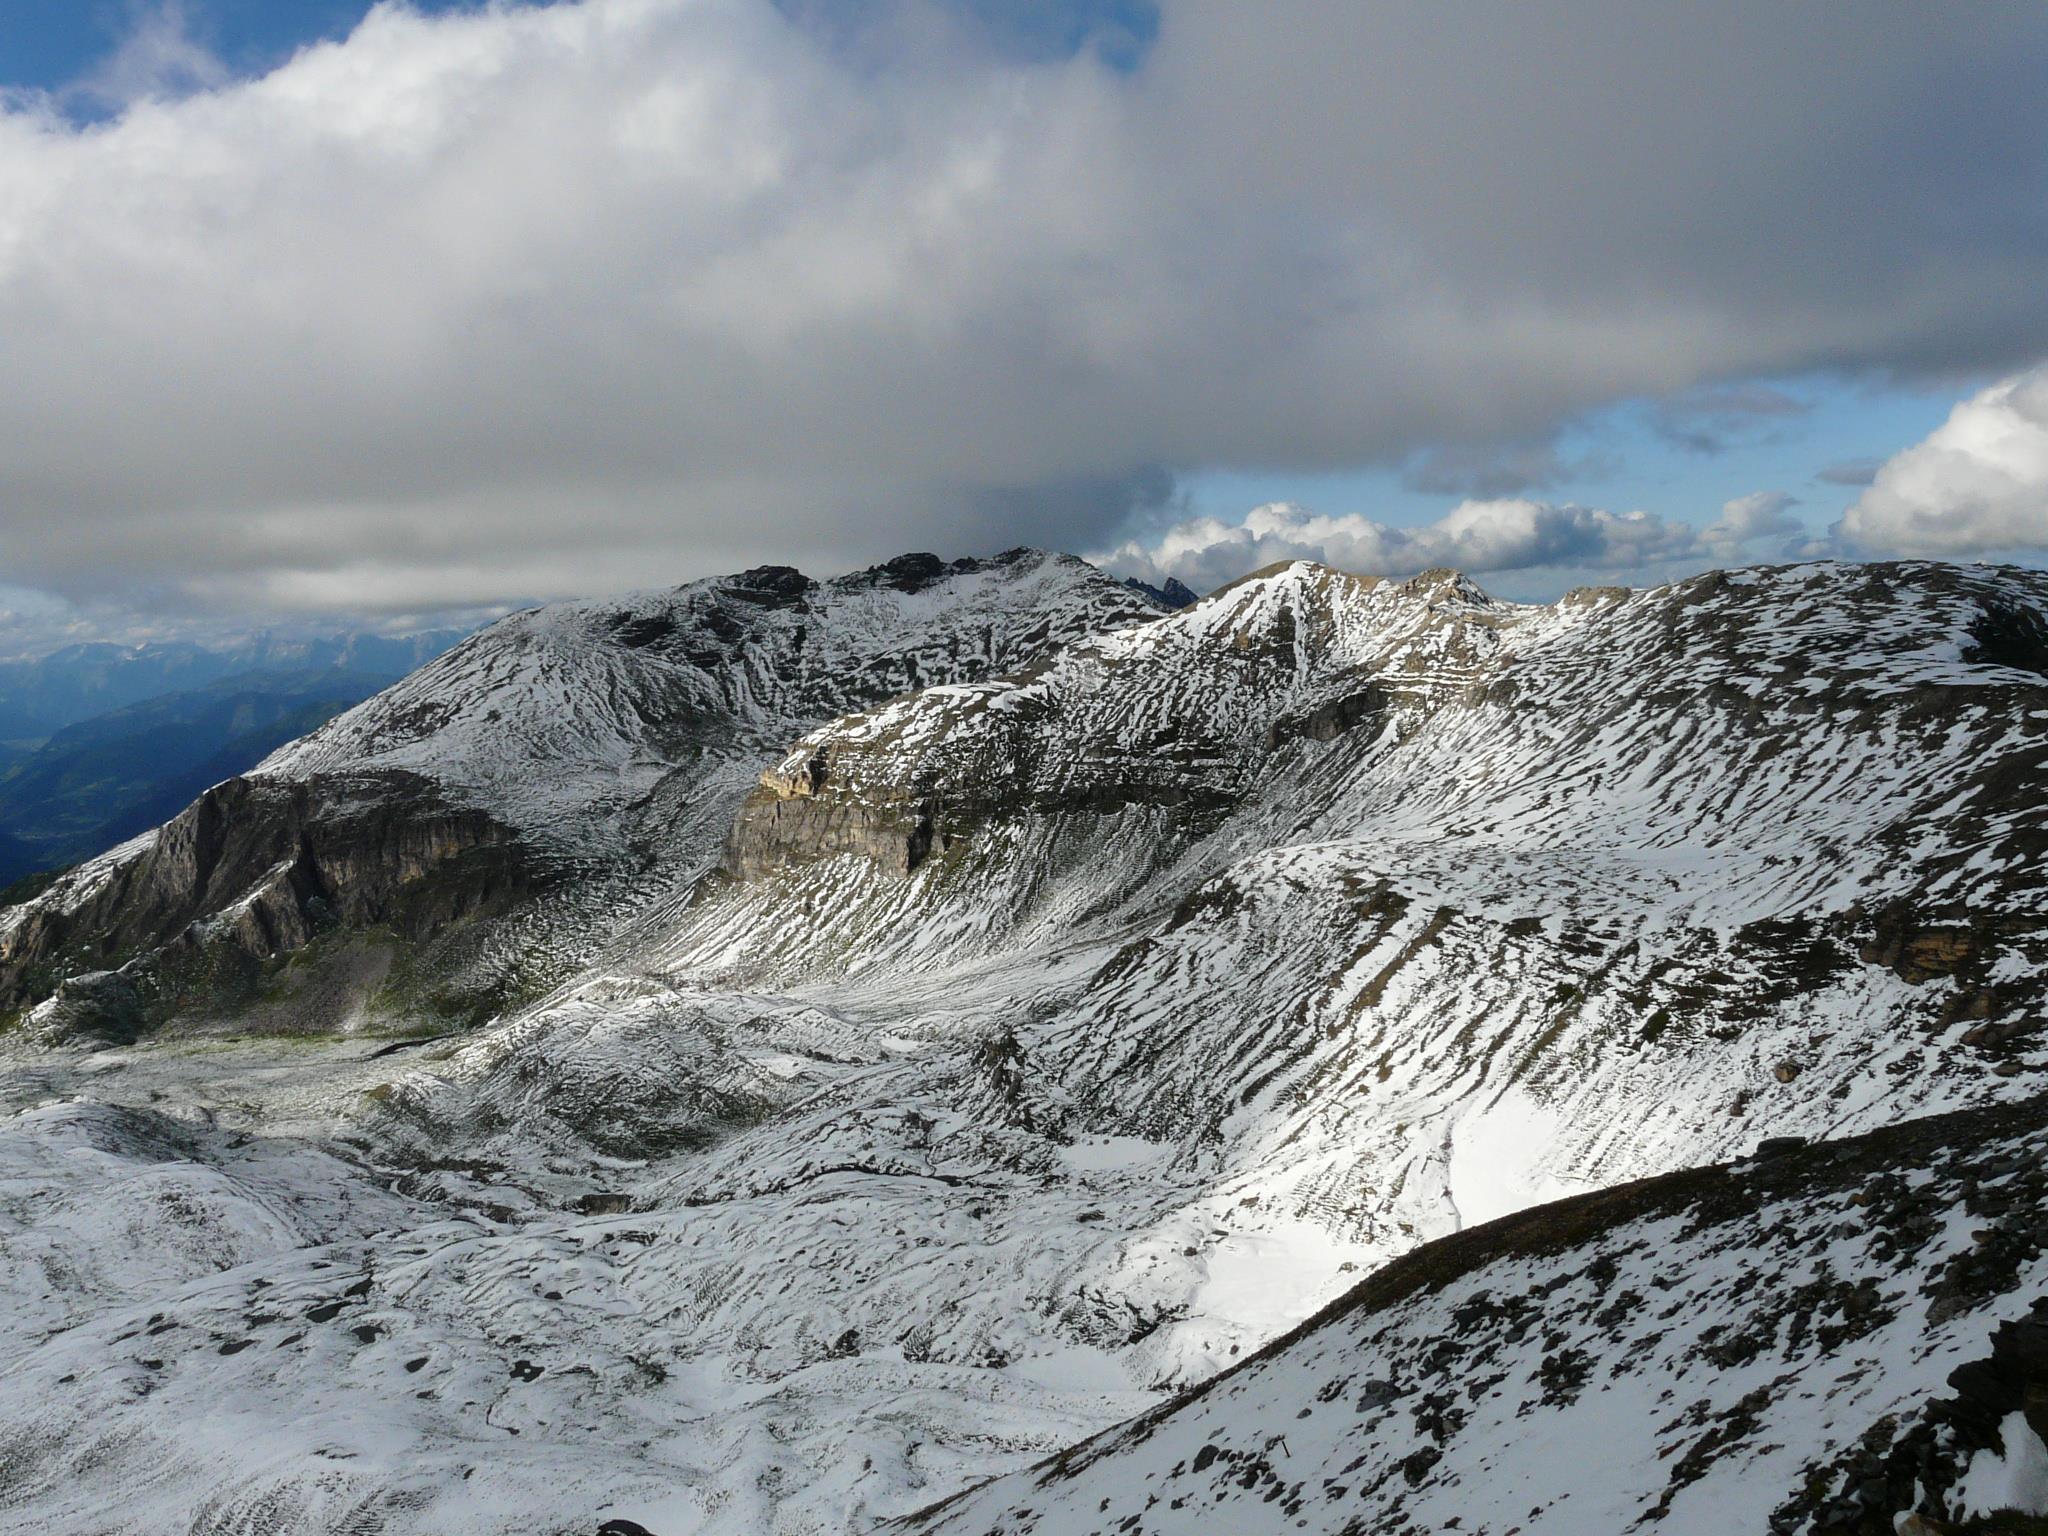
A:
[[1397, 565, 1498, 607], [810, 547, 1136, 600], [1121, 574, 1201, 609], [727, 564, 816, 603]]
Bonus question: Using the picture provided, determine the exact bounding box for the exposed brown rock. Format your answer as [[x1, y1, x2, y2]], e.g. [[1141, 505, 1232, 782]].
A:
[[726, 774, 935, 881]]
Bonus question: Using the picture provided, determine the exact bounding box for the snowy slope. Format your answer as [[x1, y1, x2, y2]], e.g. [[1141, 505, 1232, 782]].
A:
[[0, 556, 2044, 1536], [642, 560, 2047, 1314], [901, 1093, 2048, 1536]]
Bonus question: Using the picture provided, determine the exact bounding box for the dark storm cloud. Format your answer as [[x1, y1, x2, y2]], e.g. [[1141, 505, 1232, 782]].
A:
[[1399, 443, 1572, 500], [0, 0, 2045, 614], [1816, 458, 1884, 488], [1651, 386, 1813, 456]]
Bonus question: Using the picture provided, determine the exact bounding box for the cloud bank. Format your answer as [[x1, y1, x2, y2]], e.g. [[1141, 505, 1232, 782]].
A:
[[1096, 492, 1813, 596], [1, 1, 2047, 614], [1838, 368, 2048, 559]]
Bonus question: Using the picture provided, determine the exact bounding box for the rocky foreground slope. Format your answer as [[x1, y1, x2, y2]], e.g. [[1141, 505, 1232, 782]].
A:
[[903, 1093, 2048, 1536], [0, 554, 2044, 1535]]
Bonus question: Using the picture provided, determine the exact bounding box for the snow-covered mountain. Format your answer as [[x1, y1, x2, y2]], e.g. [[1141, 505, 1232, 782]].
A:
[[0, 552, 2043, 1535], [659, 560, 2045, 1285], [0, 550, 1164, 1039]]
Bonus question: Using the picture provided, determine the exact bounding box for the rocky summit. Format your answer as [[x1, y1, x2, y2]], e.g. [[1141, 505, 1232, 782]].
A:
[[0, 553, 2044, 1536]]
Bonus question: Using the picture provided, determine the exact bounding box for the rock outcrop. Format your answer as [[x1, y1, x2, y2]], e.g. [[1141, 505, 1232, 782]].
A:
[[0, 769, 529, 1028]]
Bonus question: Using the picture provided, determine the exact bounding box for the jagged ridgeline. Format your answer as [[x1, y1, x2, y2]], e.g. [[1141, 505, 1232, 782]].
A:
[[0, 551, 1169, 1041]]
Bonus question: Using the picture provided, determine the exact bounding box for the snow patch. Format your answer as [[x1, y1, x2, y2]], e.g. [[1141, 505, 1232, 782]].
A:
[[1447, 1087, 1577, 1229], [1955, 1410, 2048, 1519]]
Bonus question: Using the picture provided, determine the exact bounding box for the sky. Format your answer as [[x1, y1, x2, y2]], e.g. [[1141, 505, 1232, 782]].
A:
[[0, 0, 2046, 649]]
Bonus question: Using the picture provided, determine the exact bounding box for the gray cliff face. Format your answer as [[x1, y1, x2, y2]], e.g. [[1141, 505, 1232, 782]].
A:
[[0, 770, 532, 1033], [725, 760, 937, 881]]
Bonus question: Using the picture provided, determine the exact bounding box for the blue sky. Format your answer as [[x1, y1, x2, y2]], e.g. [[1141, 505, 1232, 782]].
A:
[[0, 0, 1160, 94], [0, 0, 2042, 645], [1173, 375, 1969, 590], [0, 1, 451, 93]]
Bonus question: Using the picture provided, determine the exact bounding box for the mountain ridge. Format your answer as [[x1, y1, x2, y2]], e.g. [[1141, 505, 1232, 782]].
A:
[[0, 549, 1166, 1038], [0, 551, 2043, 1535]]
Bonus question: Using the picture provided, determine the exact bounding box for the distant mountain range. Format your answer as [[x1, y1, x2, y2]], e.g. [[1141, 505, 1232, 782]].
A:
[[0, 630, 465, 885], [0, 669, 410, 886], [0, 630, 465, 742]]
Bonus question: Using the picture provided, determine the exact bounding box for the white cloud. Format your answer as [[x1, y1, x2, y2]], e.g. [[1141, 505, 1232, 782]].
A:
[[71, 3, 228, 111], [1705, 490, 1802, 552], [1098, 483, 1830, 595], [1838, 368, 2048, 558], [1094, 498, 1704, 595], [0, 1, 2045, 615]]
